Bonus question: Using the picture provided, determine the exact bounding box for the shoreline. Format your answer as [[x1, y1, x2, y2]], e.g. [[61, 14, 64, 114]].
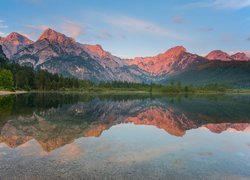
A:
[[1, 89, 250, 96], [0, 91, 27, 96]]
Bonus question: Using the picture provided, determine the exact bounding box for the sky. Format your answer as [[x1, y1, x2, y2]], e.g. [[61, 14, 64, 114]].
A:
[[0, 0, 250, 58]]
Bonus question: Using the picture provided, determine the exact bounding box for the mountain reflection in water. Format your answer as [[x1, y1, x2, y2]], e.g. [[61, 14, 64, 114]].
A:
[[0, 93, 249, 152]]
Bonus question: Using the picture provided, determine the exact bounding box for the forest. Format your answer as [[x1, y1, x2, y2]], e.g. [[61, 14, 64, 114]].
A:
[[0, 56, 230, 93]]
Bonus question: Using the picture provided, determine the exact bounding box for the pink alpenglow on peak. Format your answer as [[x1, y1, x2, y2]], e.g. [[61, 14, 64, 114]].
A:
[[205, 50, 232, 61], [127, 46, 206, 76], [83, 44, 110, 59], [206, 50, 250, 61], [38, 28, 76, 45], [159, 46, 187, 59], [0, 32, 33, 58], [230, 52, 250, 61]]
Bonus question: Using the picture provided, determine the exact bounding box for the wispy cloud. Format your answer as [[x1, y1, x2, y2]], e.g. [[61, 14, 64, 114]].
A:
[[221, 33, 234, 43], [0, 31, 6, 36], [26, 24, 48, 31], [61, 20, 85, 38], [25, 24, 48, 39], [0, 22, 8, 29], [19, 0, 42, 4], [0, 20, 8, 36], [172, 16, 185, 24], [247, 36, 250, 41], [25, 20, 85, 40], [93, 30, 114, 40], [199, 27, 214, 32], [103, 15, 186, 40], [185, 0, 250, 10]]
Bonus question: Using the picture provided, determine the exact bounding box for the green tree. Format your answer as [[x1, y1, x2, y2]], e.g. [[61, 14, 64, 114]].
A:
[[0, 69, 14, 89]]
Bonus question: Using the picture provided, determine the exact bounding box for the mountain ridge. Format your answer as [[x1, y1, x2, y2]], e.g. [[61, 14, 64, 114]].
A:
[[206, 50, 250, 61], [0, 28, 249, 84]]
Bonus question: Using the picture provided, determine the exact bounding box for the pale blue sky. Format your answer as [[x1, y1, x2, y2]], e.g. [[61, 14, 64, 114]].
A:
[[0, 0, 250, 58]]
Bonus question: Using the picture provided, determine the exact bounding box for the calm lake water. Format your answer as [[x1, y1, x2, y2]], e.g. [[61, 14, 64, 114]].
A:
[[0, 93, 250, 180]]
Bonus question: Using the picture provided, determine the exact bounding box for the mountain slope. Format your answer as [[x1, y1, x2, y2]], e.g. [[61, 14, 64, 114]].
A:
[[206, 50, 250, 61], [165, 61, 250, 87], [12, 28, 152, 82], [0, 45, 6, 60], [126, 46, 208, 76]]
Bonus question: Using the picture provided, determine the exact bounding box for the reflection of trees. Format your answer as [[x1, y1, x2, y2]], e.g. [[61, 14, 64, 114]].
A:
[[0, 93, 250, 152], [0, 96, 13, 126]]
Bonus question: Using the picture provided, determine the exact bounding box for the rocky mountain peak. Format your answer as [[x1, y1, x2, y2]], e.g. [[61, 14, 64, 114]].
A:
[[0, 32, 33, 58], [231, 52, 250, 61], [5, 32, 33, 44], [160, 46, 187, 58], [38, 28, 75, 44], [127, 46, 205, 76], [206, 50, 250, 61], [83, 44, 109, 59], [205, 50, 232, 61]]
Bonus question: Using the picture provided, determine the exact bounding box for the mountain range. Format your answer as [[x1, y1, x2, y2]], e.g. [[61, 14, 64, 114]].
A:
[[1, 28, 250, 86]]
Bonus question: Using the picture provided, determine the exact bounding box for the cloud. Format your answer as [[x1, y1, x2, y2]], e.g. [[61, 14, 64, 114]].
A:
[[0, 20, 8, 36], [24, 20, 85, 40], [61, 21, 84, 38], [185, 0, 250, 10], [20, 32, 33, 39], [0, 31, 6, 36], [199, 27, 214, 32], [93, 30, 113, 40], [0, 20, 8, 29], [24, 24, 49, 39], [103, 15, 186, 40], [19, 0, 42, 4], [26, 24, 48, 31], [221, 33, 234, 43], [247, 36, 250, 41], [172, 16, 185, 24]]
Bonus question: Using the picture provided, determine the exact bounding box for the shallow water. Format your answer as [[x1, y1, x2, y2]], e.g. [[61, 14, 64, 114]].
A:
[[0, 93, 250, 180]]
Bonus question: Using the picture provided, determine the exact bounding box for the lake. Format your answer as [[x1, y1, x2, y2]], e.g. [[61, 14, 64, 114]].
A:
[[0, 93, 250, 180]]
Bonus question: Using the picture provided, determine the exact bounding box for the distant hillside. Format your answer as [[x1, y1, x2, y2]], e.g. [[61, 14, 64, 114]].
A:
[[164, 61, 250, 87]]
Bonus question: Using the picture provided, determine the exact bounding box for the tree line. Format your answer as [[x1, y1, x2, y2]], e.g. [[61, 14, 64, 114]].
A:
[[0, 56, 230, 93], [0, 57, 95, 91]]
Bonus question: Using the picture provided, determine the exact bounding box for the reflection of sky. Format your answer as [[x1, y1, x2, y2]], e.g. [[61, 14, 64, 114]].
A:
[[0, 124, 250, 179]]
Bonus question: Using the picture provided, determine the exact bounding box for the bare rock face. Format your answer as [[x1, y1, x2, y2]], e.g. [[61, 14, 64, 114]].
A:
[[38, 28, 75, 44], [206, 50, 232, 61], [206, 50, 250, 61], [12, 28, 148, 82], [0, 45, 6, 59], [83, 44, 110, 59], [13, 29, 86, 67], [0, 32, 33, 58], [230, 52, 250, 61], [127, 46, 208, 75]]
